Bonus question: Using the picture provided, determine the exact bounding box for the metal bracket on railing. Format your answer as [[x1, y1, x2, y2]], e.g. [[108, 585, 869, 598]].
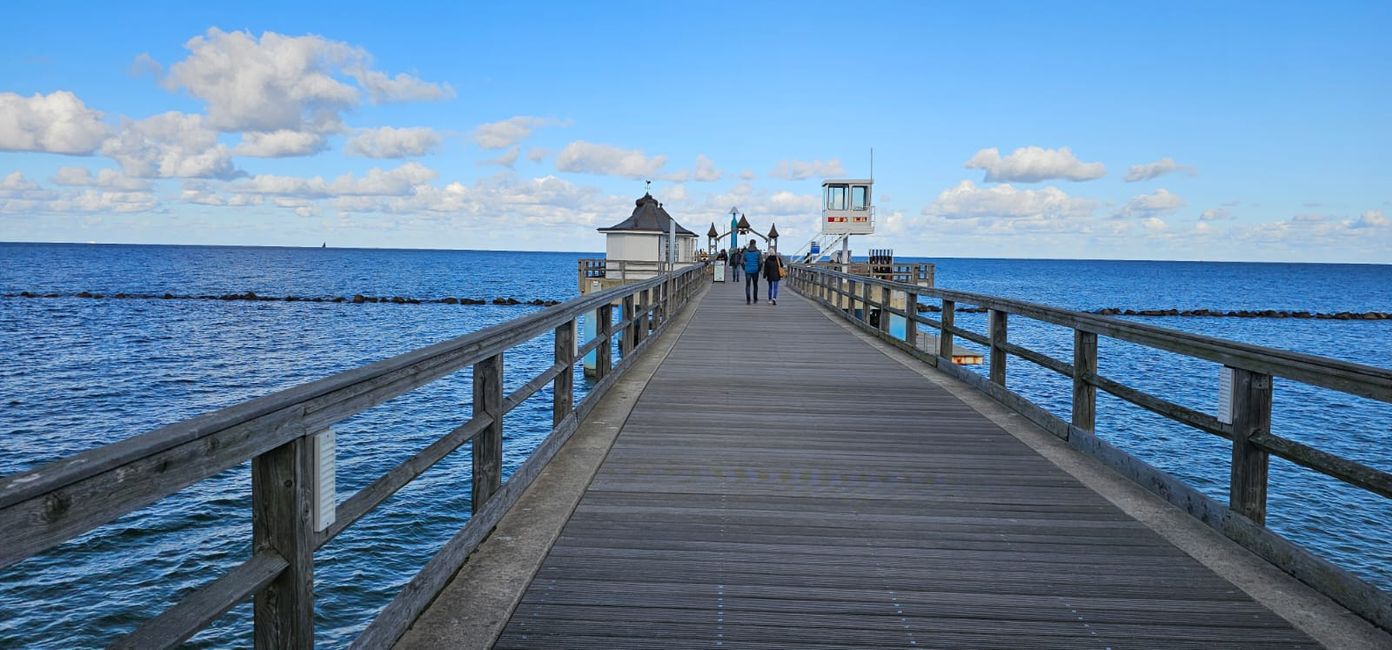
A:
[[312, 428, 336, 533]]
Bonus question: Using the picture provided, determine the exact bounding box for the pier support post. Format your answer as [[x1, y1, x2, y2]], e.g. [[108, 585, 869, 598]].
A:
[[989, 310, 1007, 386], [940, 300, 955, 360], [1229, 368, 1273, 524], [595, 304, 613, 380], [637, 289, 650, 345], [621, 295, 635, 357], [878, 286, 891, 333], [472, 354, 503, 512], [1072, 330, 1097, 432], [905, 291, 918, 348], [861, 281, 871, 323], [252, 434, 315, 649], [553, 321, 574, 427]]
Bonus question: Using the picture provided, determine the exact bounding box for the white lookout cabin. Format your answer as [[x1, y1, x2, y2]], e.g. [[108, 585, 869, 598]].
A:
[[596, 193, 698, 281]]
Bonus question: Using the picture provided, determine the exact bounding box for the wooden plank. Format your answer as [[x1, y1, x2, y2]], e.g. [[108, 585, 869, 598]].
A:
[[939, 299, 955, 358], [554, 321, 575, 428], [472, 354, 503, 512], [114, 551, 286, 649], [596, 304, 613, 380], [989, 309, 1007, 386], [1072, 330, 1097, 432], [251, 438, 314, 649], [1229, 367, 1272, 525]]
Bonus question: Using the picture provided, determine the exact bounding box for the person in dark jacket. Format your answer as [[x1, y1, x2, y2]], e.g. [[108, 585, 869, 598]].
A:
[[730, 247, 742, 282], [762, 252, 784, 305], [743, 241, 763, 304]]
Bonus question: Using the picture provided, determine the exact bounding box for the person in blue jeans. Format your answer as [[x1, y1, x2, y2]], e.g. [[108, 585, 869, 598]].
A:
[[743, 241, 763, 304], [762, 252, 784, 305]]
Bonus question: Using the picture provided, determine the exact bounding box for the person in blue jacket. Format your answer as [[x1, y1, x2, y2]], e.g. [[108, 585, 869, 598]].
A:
[[743, 241, 763, 304]]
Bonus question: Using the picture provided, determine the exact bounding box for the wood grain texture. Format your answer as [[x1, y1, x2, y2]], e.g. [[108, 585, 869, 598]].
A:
[[252, 438, 314, 649], [494, 285, 1317, 649]]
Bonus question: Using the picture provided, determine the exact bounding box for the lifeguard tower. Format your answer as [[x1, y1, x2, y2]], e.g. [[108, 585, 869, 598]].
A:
[[794, 179, 875, 265]]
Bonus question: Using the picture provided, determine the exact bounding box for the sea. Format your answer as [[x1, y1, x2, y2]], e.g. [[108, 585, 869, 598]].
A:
[[1, 243, 1389, 648]]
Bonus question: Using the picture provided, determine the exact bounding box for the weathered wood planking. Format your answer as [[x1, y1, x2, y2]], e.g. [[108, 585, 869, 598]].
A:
[[494, 285, 1318, 649]]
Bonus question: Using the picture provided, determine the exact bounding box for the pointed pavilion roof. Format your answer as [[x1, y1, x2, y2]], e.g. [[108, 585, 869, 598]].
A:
[[598, 193, 695, 236], [767, 222, 779, 239], [707, 223, 719, 238], [736, 214, 751, 232]]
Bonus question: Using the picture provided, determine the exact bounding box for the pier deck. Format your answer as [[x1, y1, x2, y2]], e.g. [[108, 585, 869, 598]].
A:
[[435, 284, 1319, 648]]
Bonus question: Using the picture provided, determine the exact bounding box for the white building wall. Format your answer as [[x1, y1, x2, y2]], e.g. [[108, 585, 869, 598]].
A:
[[605, 232, 698, 262]]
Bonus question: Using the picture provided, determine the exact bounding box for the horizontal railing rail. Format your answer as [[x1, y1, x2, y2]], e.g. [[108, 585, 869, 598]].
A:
[[788, 263, 1392, 632], [0, 263, 707, 649]]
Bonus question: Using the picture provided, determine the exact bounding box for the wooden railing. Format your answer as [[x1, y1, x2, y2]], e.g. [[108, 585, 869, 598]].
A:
[[0, 264, 707, 648], [788, 264, 1392, 631]]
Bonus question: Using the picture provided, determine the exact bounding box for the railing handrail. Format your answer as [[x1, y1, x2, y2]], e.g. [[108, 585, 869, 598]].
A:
[[795, 264, 1392, 402], [0, 263, 708, 648]]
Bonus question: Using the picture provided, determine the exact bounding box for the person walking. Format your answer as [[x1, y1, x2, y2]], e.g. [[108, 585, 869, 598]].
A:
[[743, 241, 763, 304], [762, 251, 784, 305], [730, 247, 742, 282]]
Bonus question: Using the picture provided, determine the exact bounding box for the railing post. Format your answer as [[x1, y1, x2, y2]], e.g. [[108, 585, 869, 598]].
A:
[[252, 435, 315, 649], [879, 286, 891, 333], [1229, 368, 1273, 524], [639, 289, 650, 344], [989, 309, 1007, 386], [472, 353, 503, 512], [553, 322, 574, 427], [1072, 330, 1097, 432], [595, 303, 613, 379], [905, 290, 918, 347], [940, 299, 955, 360], [621, 294, 636, 357], [861, 281, 871, 322]]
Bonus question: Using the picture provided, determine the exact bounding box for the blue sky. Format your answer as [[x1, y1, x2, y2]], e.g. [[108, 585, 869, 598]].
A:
[[2, 1, 1389, 261]]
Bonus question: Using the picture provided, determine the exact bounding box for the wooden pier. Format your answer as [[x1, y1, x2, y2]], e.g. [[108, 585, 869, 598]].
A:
[[2, 262, 1390, 648]]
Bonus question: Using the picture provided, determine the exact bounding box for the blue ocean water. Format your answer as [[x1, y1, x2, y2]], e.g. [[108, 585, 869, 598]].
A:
[[1, 244, 1389, 647]]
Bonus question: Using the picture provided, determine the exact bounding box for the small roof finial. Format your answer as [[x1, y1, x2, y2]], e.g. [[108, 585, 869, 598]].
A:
[[644, 179, 652, 195]]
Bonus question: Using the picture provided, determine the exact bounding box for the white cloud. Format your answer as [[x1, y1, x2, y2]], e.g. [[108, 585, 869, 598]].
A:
[[234, 129, 329, 157], [473, 116, 565, 149], [924, 180, 1098, 222], [235, 162, 437, 199], [1141, 217, 1169, 233], [1353, 209, 1388, 229], [0, 91, 109, 154], [526, 147, 551, 163], [0, 171, 157, 214], [51, 166, 152, 191], [100, 112, 238, 179], [739, 169, 756, 180], [555, 141, 668, 178], [161, 28, 450, 134], [346, 126, 441, 158], [1125, 157, 1195, 182], [964, 146, 1106, 183], [346, 69, 453, 103], [1118, 188, 1184, 218], [481, 146, 520, 168], [693, 154, 722, 182], [1199, 207, 1233, 221], [769, 159, 844, 180]]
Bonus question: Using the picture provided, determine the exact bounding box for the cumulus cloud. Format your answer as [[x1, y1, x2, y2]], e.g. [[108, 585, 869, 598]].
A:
[[51, 166, 152, 191], [473, 116, 566, 149], [234, 129, 329, 157], [100, 112, 238, 179], [481, 146, 520, 168], [769, 159, 844, 180], [234, 162, 437, 199], [0, 91, 109, 154], [1125, 157, 1195, 182], [693, 154, 722, 182], [526, 147, 551, 163], [964, 146, 1106, 183], [739, 169, 756, 181], [1117, 188, 1184, 218], [1199, 207, 1233, 221], [555, 141, 668, 179], [1353, 209, 1388, 229], [0, 170, 156, 214], [346, 126, 441, 158], [924, 180, 1098, 222], [160, 28, 451, 134]]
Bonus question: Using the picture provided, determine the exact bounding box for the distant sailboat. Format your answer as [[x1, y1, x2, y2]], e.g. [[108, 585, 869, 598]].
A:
[[321, 242, 326, 248]]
